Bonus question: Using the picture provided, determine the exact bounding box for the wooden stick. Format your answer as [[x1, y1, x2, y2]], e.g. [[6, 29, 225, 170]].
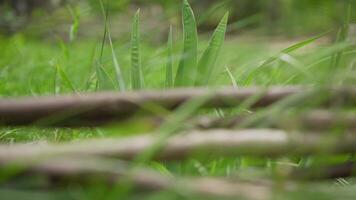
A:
[[194, 110, 356, 130], [1, 156, 272, 200], [0, 129, 355, 162], [0, 86, 355, 126]]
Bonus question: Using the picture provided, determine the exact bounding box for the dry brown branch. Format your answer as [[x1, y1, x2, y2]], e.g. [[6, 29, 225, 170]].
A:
[[0, 86, 355, 126], [2, 156, 272, 200], [0, 129, 355, 162], [194, 110, 356, 130]]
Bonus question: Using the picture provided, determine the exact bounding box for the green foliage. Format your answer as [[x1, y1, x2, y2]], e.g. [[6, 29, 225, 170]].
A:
[[56, 64, 77, 93], [0, 2, 355, 199], [174, 0, 198, 87], [131, 9, 145, 90], [67, 5, 80, 42], [261, 31, 331, 67], [196, 12, 229, 86], [330, 3, 352, 71], [165, 25, 174, 88]]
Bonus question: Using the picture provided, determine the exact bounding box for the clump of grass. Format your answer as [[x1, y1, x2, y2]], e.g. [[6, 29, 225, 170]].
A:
[[130, 0, 228, 89]]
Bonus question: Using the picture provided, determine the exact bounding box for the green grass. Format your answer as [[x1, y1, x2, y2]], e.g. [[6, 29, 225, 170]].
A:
[[174, 0, 198, 87], [0, 0, 355, 199]]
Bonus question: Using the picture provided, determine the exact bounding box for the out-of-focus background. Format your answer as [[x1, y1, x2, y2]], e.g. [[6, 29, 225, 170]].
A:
[[0, 2, 356, 199], [0, 0, 355, 96], [1, 0, 355, 38]]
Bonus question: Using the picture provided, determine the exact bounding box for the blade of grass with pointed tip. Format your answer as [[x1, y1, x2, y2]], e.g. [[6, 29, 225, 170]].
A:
[[67, 5, 79, 42], [225, 65, 238, 88], [165, 25, 174, 88], [196, 12, 228, 86], [262, 31, 331, 67], [99, 0, 126, 92], [96, 0, 116, 91], [131, 9, 144, 90], [244, 31, 331, 85], [174, 0, 198, 87]]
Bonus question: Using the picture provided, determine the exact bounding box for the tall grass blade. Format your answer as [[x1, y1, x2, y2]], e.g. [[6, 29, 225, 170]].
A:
[[96, 63, 116, 90], [56, 64, 76, 93], [54, 64, 61, 94], [98, 0, 126, 91], [262, 31, 331, 67], [67, 5, 79, 42], [131, 9, 144, 90], [96, 0, 115, 91], [330, 3, 352, 70], [165, 25, 174, 88], [225, 65, 238, 88], [108, 31, 126, 91], [244, 31, 330, 84], [196, 12, 229, 86], [175, 0, 198, 87]]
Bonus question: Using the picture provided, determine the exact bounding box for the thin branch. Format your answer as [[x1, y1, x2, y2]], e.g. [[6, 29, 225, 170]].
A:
[[0, 86, 355, 126], [0, 129, 355, 162], [2, 156, 272, 200], [194, 110, 356, 130]]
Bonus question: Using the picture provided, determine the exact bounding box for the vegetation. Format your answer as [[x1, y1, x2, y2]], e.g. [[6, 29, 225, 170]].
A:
[[0, 0, 355, 199]]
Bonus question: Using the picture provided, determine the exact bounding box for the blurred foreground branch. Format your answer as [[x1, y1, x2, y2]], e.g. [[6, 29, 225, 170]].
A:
[[194, 110, 356, 130], [1, 156, 272, 200], [0, 86, 355, 126], [0, 129, 355, 162]]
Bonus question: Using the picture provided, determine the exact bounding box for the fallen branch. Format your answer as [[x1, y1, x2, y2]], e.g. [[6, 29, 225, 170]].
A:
[[0, 86, 355, 126], [2, 156, 272, 200], [0, 129, 355, 162], [194, 110, 356, 130]]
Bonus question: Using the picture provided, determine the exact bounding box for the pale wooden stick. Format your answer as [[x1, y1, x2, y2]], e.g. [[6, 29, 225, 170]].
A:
[[0, 129, 355, 162], [2, 156, 271, 200]]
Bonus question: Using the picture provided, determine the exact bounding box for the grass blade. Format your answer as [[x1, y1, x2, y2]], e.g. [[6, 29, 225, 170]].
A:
[[244, 31, 330, 84], [67, 5, 79, 42], [196, 12, 229, 86], [99, 0, 126, 91], [165, 25, 174, 88], [262, 31, 331, 67], [96, 0, 116, 91], [96, 63, 116, 90], [174, 0, 198, 87], [131, 9, 144, 90], [225, 65, 238, 88], [56, 64, 76, 93], [330, 3, 352, 70]]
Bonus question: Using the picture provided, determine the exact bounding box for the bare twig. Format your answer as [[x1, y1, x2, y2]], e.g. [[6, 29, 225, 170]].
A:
[[2, 156, 272, 200], [0, 86, 355, 126], [0, 129, 355, 162], [194, 110, 356, 130]]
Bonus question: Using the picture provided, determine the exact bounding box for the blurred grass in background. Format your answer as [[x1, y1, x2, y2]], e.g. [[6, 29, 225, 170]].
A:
[[1, 0, 356, 38], [0, 1, 355, 199]]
